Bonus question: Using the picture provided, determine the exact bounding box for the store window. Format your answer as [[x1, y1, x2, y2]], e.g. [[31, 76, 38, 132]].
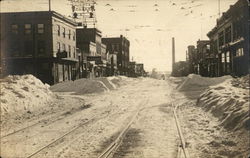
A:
[[226, 51, 230, 63]]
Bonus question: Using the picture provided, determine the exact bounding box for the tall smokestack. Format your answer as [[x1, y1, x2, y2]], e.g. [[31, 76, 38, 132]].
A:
[[172, 37, 175, 72]]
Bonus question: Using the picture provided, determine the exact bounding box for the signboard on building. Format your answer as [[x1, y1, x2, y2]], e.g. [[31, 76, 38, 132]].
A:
[[87, 56, 102, 64]]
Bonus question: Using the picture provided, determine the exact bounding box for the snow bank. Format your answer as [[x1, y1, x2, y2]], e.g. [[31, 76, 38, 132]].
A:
[[0, 75, 53, 116], [198, 76, 249, 131], [177, 74, 231, 91], [50, 76, 126, 95]]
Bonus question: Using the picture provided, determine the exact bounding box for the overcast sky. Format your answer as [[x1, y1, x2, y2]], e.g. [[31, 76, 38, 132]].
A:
[[1, 0, 238, 72]]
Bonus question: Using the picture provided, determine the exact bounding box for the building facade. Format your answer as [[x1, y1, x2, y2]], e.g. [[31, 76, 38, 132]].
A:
[[187, 45, 198, 74], [76, 28, 104, 78], [102, 35, 130, 75], [1, 11, 78, 84], [207, 0, 249, 77], [196, 40, 210, 76]]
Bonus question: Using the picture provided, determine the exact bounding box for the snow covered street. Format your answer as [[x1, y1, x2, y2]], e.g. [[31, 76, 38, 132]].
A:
[[1, 76, 249, 158]]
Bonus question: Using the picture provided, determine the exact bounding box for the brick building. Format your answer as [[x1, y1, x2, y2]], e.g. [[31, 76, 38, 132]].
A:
[[1, 11, 78, 84], [207, 0, 249, 77], [102, 35, 130, 75], [76, 28, 104, 78], [196, 40, 210, 76], [187, 45, 198, 74]]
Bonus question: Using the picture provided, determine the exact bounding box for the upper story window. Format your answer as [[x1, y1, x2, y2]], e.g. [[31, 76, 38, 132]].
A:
[[62, 27, 66, 38], [37, 24, 44, 34], [38, 40, 45, 55], [62, 43, 66, 51], [68, 30, 71, 39], [73, 47, 76, 58], [68, 45, 71, 57], [11, 24, 18, 34], [73, 31, 76, 41], [57, 25, 60, 36], [225, 26, 231, 44], [218, 31, 224, 47], [57, 42, 60, 52], [236, 48, 244, 57], [24, 24, 32, 34]]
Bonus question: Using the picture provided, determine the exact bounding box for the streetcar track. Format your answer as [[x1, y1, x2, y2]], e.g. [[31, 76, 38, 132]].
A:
[[168, 78, 190, 158], [98, 99, 148, 158], [1, 103, 92, 138], [25, 115, 97, 158]]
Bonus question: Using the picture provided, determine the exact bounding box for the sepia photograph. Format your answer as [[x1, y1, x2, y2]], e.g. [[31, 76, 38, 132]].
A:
[[0, 0, 249, 157]]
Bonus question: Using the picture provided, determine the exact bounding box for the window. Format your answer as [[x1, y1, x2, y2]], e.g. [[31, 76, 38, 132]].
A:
[[57, 25, 60, 36], [68, 30, 71, 39], [221, 53, 225, 63], [73, 47, 76, 58], [226, 51, 230, 63], [11, 24, 18, 34], [68, 45, 71, 57], [62, 27, 66, 38], [62, 43, 66, 51], [24, 40, 33, 56], [57, 42, 60, 52], [218, 31, 224, 47], [24, 24, 32, 34], [73, 31, 75, 41], [236, 48, 244, 57], [37, 24, 44, 34], [225, 26, 231, 44], [37, 40, 45, 55]]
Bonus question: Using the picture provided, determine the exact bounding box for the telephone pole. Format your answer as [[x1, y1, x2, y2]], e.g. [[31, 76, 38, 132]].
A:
[[218, 0, 221, 17], [172, 37, 175, 73], [49, 0, 51, 11]]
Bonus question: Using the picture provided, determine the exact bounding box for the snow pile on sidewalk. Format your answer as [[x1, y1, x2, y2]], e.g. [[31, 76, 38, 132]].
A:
[[177, 74, 231, 91], [198, 76, 249, 131], [50, 76, 127, 95], [0, 75, 53, 116]]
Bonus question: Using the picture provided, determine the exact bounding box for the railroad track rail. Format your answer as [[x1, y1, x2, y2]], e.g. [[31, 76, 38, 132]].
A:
[[98, 99, 148, 158], [1, 105, 89, 138], [170, 94, 190, 158], [25, 115, 97, 158]]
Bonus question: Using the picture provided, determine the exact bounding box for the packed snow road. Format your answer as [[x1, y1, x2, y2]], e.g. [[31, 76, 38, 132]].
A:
[[1, 76, 248, 158], [1, 78, 181, 158]]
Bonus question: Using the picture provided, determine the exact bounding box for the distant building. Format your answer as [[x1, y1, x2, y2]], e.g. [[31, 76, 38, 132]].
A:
[[1, 11, 78, 84], [135, 63, 145, 77], [196, 40, 210, 76], [102, 35, 130, 75], [172, 61, 189, 77], [128, 61, 136, 77], [207, 0, 250, 77], [187, 45, 198, 74], [76, 28, 104, 78]]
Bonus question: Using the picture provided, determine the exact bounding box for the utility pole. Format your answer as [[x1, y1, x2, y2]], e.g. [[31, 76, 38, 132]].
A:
[[172, 37, 175, 73], [49, 0, 51, 11], [218, 0, 221, 17]]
